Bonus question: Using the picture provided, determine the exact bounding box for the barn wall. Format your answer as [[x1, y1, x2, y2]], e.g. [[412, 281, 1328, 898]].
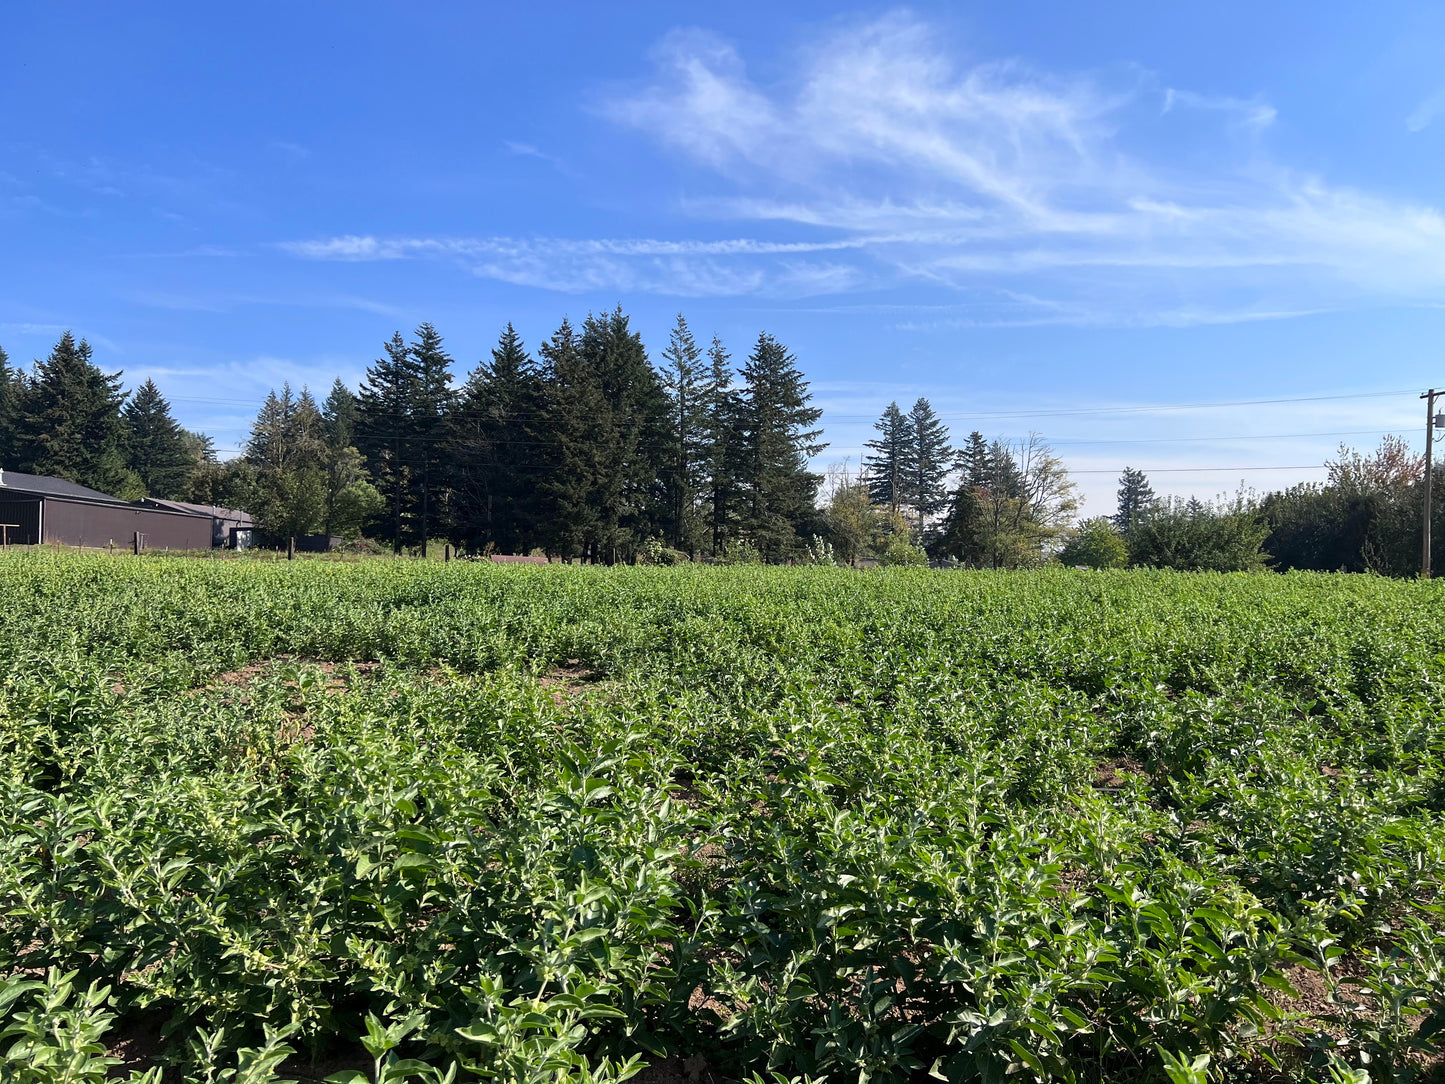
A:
[[0, 498, 42, 545], [43, 500, 212, 550]]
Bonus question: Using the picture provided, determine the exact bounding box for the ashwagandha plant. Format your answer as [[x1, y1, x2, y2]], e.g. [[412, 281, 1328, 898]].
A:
[[0, 554, 1441, 1081]]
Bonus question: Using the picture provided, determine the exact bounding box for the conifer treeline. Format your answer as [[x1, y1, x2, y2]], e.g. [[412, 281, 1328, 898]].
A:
[[0, 334, 206, 501], [0, 311, 829, 562]]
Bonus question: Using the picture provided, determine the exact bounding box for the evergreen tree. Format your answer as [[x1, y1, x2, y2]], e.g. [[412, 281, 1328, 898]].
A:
[[407, 323, 457, 549], [937, 481, 986, 565], [453, 324, 544, 554], [863, 402, 911, 516], [736, 332, 825, 560], [937, 436, 1032, 566], [577, 307, 668, 563], [356, 331, 419, 553], [906, 397, 953, 521], [536, 318, 609, 561], [123, 378, 193, 498], [659, 314, 709, 553], [322, 378, 359, 451], [243, 384, 328, 540], [0, 345, 19, 467], [958, 431, 990, 489], [986, 440, 1024, 498], [1114, 466, 1157, 532], [702, 335, 743, 555], [15, 332, 135, 495]]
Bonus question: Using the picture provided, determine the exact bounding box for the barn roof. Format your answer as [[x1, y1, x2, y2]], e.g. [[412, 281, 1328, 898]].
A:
[[140, 498, 254, 525], [0, 469, 126, 503]]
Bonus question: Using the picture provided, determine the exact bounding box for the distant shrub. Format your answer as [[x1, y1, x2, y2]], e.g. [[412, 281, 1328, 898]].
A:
[[717, 540, 762, 565], [1059, 518, 1128, 569], [333, 537, 388, 557], [1128, 499, 1270, 572], [803, 535, 836, 566], [877, 537, 929, 567], [637, 538, 689, 566]]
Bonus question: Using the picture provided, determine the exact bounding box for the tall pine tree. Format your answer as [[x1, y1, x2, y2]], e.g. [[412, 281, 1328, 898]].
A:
[[453, 324, 544, 554], [15, 333, 135, 496], [243, 384, 329, 540], [958, 431, 990, 489], [659, 314, 709, 553], [736, 333, 825, 560], [906, 397, 953, 521], [356, 331, 419, 553], [322, 378, 359, 452], [123, 379, 193, 499], [0, 345, 19, 468], [310, 380, 379, 538], [407, 323, 456, 549], [863, 402, 911, 516], [702, 335, 742, 555], [578, 307, 668, 563], [986, 440, 1024, 498], [1114, 467, 1156, 532], [536, 318, 609, 561]]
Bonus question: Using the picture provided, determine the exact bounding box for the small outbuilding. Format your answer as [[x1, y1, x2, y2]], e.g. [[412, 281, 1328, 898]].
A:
[[0, 469, 212, 550], [139, 498, 256, 549]]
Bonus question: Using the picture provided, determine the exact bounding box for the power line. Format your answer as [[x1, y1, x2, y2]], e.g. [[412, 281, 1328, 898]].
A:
[[824, 389, 1417, 423], [1069, 465, 1329, 475], [1032, 428, 1393, 448]]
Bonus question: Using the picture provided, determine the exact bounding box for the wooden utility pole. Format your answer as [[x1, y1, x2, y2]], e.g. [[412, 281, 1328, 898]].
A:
[[287, 536, 296, 561], [1424, 389, 1441, 578], [133, 531, 141, 555]]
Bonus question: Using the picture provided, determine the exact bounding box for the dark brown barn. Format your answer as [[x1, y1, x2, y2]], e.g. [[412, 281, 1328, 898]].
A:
[[0, 469, 212, 550], [139, 498, 255, 548]]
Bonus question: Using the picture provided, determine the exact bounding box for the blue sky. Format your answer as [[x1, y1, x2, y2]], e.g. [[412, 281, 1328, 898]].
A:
[[4, 2, 1445, 514]]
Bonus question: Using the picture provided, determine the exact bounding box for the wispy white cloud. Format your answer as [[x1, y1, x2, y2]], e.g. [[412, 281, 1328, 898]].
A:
[[1163, 88, 1276, 129], [279, 12, 1445, 320], [1407, 86, 1445, 132], [124, 288, 410, 319], [597, 13, 1445, 318], [280, 234, 873, 297], [503, 140, 557, 163]]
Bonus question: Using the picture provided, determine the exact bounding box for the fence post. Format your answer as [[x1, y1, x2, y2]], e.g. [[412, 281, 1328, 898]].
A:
[[287, 537, 296, 561], [132, 531, 140, 555]]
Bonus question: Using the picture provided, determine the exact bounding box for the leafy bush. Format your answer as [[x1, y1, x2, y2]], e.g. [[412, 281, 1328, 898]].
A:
[[1128, 498, 1270, 571], [1058, 518, 1128, 569], [636, 538, 689, 566], [876, 537, 928, 566]]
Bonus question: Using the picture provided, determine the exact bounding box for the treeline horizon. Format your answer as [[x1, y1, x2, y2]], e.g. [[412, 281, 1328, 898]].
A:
[[0, 320, 1437, 574]]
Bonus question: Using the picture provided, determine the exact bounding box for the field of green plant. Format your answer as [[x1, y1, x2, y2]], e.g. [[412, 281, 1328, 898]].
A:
[[2, 555, 1443, 1084]]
